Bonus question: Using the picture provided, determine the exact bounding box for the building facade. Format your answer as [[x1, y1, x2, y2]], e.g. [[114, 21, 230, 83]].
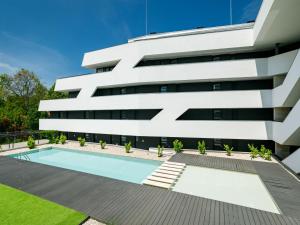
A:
[[39, 0, 300, 163]]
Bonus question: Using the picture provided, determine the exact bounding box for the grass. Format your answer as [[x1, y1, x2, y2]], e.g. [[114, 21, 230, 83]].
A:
[[0, 183, 87, 225]]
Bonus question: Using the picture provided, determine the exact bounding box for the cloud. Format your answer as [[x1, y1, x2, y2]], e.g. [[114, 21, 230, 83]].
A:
[[240, 0, 262, 23], [0, 32, 72, 86], [0, 62, 18, 74]]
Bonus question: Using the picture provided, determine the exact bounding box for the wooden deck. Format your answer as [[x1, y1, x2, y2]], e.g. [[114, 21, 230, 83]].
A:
[[170, 153, 257, 174], [0, 155, 299, 225]]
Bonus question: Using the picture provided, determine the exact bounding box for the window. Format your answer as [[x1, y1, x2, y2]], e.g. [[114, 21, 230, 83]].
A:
[[96, 65, 115, 73], [85, 111, 94, 119], [213, 109, 222, 120], [213, 83, 221, 91], [160, 85, 167, 93], [213, 139, 222, 150], [68, 91, 80, 98], [121, 111, 127, 119], [121, 136, 127, 145], [121, 88, 127, 94], [135, 50, 274, 67], [161, 137, 168, 146], [92, 79, 273, 97]]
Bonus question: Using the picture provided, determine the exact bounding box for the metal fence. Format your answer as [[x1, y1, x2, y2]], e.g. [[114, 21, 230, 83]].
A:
[[0, 131, 48, 151]]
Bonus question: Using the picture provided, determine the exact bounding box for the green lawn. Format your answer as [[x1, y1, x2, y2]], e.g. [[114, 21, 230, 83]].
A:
[[0, 183, 87, 225]]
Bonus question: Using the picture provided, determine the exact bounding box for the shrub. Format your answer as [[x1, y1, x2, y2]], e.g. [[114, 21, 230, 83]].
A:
[[157, 145, 164, 157], [60, 134, 67, 144], [78, 137, 85, 147], [173, 139, 183, 153], [99, 140, 106, 149], [259, 145, 267, 158], [43, 130, 59, 144], [248, 144, 259, 159], [27, 136, 35, 149], [264, 149, 272, 161], [125, 142, 131, 153], [197, 140, 206, 155], [54, 136, 60, 144], [224, 144, 233, 156]]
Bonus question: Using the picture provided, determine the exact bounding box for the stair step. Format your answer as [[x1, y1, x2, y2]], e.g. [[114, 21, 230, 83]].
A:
[[164, 161, 186, 166], [159, 166, 183, 172], [155, 169, 181, 176], [147, 176, 175, 184], [143, 180, 172, 189], [152, 172, 178, 180], [161, 163, 185, 169]]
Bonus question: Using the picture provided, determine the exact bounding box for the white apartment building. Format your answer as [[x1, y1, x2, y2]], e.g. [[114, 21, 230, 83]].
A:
[[39, 0, 300, 172]]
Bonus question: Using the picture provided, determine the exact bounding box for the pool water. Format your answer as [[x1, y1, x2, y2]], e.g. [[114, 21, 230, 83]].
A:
[[10, 147, 161, 184]]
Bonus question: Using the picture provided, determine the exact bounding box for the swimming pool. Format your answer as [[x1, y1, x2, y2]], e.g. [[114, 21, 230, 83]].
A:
[[10, 147, 161, 184]]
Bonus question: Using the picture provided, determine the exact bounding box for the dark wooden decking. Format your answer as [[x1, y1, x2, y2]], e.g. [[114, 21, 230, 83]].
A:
[[170, 153, 257, 173], [0, 156, 300, 225], [170, 153, 300, 220]]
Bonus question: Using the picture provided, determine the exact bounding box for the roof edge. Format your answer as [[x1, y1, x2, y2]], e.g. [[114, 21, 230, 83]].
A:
[[128, 23, 254, 43]]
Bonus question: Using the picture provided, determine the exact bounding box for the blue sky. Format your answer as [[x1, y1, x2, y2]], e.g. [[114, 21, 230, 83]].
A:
[[0, 0, 262, 86]]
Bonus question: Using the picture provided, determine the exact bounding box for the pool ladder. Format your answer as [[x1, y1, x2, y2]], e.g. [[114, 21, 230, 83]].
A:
[[17, 153, 31, 161]]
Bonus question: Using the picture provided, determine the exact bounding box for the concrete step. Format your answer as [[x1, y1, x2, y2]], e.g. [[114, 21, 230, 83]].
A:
[[155, 169, 181, 176], [159, 166, 183, 172], [152, 172, 178, 180], [164, 161, 186, 166], [161, 163, 185, 169], [147, 176, 175, 184], [143, 179, 172, 189]]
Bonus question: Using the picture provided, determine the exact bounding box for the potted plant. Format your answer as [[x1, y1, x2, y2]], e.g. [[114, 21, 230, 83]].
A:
[[77, 137, 85, 147], [157, 145, 164, 157], [27, 136, 35, 149], [100, 140, 106, 149], [60, 134, 67, 144], [197, 140, 206, 155], [248, 144, 259, 159], [224, 144, 233, 156], [125, 142, 131, 153], [264, 149, 272, 161], [173, 139, 183, 153]]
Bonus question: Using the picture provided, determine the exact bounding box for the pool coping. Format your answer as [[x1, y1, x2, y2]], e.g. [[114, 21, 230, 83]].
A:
[[9, 146, 163, 164]]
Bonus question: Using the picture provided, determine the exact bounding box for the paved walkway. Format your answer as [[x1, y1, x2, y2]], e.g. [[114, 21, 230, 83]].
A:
[[0, 155, 299, 225]]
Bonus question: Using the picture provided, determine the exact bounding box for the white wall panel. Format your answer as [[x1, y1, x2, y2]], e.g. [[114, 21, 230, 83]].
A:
[[39, 119, 272, 140]]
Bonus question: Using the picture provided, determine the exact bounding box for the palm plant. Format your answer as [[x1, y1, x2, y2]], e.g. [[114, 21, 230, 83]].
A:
[[224, 144, 233, 156], [157, 145, 164, 157], [125, 142, 131, 153], [173, 139, 183, 153], [60, 134, 67, 144], [100, 140, 106, 149], [77, 137, 85, 147], [197, 140, 206, 154], [248, 144, 259, 159]]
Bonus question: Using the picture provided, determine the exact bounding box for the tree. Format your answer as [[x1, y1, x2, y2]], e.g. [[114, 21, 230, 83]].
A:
[[0, 69, 47, 132], [45, 83, 67, 100], [3, 69, 46, 111]]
